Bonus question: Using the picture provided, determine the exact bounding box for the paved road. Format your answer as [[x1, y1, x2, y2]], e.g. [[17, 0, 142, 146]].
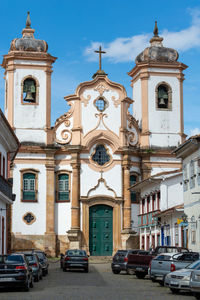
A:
[[0, 261, 196, 300]]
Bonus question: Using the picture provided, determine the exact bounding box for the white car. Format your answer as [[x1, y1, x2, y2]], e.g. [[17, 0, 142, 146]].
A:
[[164, 260, 200, 294], [190, 269, 200, 299]]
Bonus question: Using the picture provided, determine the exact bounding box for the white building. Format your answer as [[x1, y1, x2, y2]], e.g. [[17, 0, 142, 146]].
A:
[[1, 15, 187, 256], [0, 109, 19, 254], [130, 171, 184, 250], [174, 135, 200, 251]]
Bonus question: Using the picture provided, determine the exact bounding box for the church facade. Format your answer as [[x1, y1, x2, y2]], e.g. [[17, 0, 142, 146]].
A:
[[2, 15, 187, 256]]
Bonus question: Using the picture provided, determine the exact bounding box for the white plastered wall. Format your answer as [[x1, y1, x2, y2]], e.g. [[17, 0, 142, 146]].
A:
[[148, 75, 181, 147], [12, 61, 47, 144], [12, 163, 47, 235], [54, 163, 72, 235], [81, 89, 121, 137]]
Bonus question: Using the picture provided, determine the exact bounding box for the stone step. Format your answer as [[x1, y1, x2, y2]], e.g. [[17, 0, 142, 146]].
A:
[[89, 256, 112, 264]]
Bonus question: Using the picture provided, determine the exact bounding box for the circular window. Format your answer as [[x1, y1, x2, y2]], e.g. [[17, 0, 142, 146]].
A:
[[94, 97, 108, 112]]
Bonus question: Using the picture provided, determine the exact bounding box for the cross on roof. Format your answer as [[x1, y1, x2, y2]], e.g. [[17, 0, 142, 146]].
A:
[[95, 46, 106, 71]]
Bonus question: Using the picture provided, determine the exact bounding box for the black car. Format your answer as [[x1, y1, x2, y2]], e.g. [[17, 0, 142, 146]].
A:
[[61, 249, 89, 272], [111, 249, 141, 274], [0, 254, 33, 291], [34, 250, 49, 276]]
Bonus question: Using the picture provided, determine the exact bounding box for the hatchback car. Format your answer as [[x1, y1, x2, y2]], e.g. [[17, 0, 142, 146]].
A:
[[0, 254, 33, 291], [62, 249, 89, 272], [165, 259, 200, 294], [24, 253, 43, 282], [111, 249, 142, 274], [34, 250, 49, 275]]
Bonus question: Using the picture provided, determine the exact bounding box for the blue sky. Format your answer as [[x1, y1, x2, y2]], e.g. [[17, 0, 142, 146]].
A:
[[0, 0, 200, 137]]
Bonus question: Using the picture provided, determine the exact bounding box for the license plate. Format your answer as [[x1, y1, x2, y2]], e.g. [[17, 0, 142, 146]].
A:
[[114, 265, 120, 268], [70, 264, 82, 267], [170, 280, 178, 286], [0, 278, 14, 282], [136, 268, 143, 271]]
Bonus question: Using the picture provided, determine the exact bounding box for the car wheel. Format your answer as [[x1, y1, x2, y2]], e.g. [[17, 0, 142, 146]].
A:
[[46, 268, 48, 275], [84, 268, 89, 273], [34, 274, 39, 282], [158, 280, 164, 286], [112, 270, 120, 274], [24, 279, 30, 292], [126, 268, 134, 275], [63, 267, 67, 272], [30, 278, 34, 288], [170, 288, 179, 294], [194, 293, 200, 300], [135, 272, 146, 279], [151, 278, 156, 283], [39, 272, 43, 280]]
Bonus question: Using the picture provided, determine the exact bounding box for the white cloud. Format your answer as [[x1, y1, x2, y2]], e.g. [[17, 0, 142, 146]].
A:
[[190, 128, 200, 136], [84, 9, 200, 63]]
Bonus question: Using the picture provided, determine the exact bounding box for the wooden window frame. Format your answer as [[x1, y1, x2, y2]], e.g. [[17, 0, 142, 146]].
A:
[[130, 173, 138, 204], [0, 152, 1, 176], [56, 170, 71, 203], [157, 191, 160, 210], [2, 156, 5, 178], [20, 169, 39, 202]]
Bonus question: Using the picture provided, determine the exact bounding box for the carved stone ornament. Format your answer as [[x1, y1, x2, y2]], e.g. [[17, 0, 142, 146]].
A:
[[61, 129, 72, 144], [23, 212, 36, 225], [94, 83, 109, 96], [126, 112, 139, 146]]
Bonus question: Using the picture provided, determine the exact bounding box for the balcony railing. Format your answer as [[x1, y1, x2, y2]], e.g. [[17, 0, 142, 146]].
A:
[[138, 210, 160, 227], [0, 175, 12, 200]]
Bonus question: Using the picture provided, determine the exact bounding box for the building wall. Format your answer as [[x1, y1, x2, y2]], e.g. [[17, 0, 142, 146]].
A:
[[182, 148, 200, 251]]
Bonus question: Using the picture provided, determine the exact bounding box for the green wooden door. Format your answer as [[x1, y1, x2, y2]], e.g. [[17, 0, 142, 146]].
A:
[[89, 205, 113, 256]]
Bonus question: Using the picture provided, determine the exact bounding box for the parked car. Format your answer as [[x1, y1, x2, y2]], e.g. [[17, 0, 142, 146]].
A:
[[0, 254, 33, 291], [61, 249, 89, 272], [190, 269, 200, 299], [34, 250, 49, 276], [165, 259, 200, 294], [13, 249, 49, 276], [150, 252, 199, 285], [126, 246, 189, 280], [23, 253, 43, 282], [111, 250, 142, 274]]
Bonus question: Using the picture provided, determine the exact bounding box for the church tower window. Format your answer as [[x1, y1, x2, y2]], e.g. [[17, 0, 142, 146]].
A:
[[21, 76, 39, 104], [57, 173, 70, 201], [156, 82, 172, 110], [91, 144, 110, 166]]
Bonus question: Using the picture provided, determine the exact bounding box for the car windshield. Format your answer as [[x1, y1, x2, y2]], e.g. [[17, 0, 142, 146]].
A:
[[26, 255, 36, 263], [0, 255, 24, 264], [36, 253, 44, 260], [186, 260, 200, 269], [67, 250, 86, 256]]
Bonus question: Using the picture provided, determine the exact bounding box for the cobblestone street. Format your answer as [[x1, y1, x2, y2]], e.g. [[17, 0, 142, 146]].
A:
[[0, 261, 196, 300]]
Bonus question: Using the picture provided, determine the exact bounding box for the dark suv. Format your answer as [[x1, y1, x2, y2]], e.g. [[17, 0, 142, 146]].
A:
[[111, 250, 140, 274]]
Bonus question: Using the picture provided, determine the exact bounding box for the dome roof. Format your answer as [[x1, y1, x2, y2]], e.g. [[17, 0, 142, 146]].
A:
[[135, 22, 179, 64], [9, 12, 48, 53]]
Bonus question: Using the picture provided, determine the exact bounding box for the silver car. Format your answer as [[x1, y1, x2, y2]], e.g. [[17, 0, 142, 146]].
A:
[[190, 269, 200, 299], [165, 260, 200, 294]]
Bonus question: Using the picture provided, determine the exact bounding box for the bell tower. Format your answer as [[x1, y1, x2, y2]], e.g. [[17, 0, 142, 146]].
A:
[[128, 22, 187, 149], [2, 12, 56, 145]]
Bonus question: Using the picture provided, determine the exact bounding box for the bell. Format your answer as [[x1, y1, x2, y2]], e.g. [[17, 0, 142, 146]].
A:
[[24, 91, 35, 102], [158, 97, 166, 106], [23, 78, 36, 102]]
